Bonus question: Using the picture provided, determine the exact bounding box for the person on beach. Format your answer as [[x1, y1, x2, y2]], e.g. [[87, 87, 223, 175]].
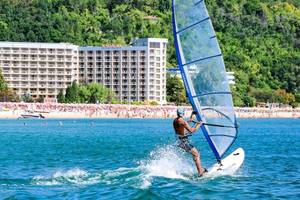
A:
[[173, 108, 207, 176]]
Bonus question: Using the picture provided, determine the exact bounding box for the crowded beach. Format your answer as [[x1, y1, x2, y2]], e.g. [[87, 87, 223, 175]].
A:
[[0, 103, 299, 119]]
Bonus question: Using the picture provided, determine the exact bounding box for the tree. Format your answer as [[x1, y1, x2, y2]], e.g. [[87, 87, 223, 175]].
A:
[[65, 81, 79, 103], [275, 89, 296, 105], [0, 68, 19, 102], [86, 82, 112, 103], [166, 73, 187, 105], [57, 89, 65, 103], [295, 93, 300, 103], [36, 96, 45, 103], [0, 68, 7, 91], [0, 88, 19, 102], [63, 82, 115, 104], [22, 92, 34, 103], [78, 85, 91, 103]]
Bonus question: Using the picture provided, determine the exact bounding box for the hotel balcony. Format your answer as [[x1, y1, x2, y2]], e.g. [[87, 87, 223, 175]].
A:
[[113, 51, 120, 56], [1, 57, 11, 60], [11, 70, 20, 73], [12, 49, 20, 54], [39, 50, 47, 54], [57, 84, 64, 88], [39, 91, 47, 95], [2, 70, 10, 75], [65, 50, 73, 55], [48, 84, 56, 88]]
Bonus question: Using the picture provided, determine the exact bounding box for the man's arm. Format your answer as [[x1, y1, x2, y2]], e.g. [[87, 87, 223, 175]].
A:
[[180, 119, 202, 133]]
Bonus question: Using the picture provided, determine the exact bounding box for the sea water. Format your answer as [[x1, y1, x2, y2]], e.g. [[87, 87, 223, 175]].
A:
[[0, 118, 299, 199]]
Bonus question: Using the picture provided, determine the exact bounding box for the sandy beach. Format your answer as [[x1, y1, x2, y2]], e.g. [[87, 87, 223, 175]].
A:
[[0, 103, 299, 119]]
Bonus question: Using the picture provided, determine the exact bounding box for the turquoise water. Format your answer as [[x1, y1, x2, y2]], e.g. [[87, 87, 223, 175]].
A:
[[0, 118, 299, 199]]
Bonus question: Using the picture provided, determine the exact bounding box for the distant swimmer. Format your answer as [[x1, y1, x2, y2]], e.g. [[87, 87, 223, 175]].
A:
[[173, 108, 207, 176]]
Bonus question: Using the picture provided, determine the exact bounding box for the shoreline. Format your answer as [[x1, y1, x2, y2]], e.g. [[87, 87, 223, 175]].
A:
[[0, 102, 299, 119]]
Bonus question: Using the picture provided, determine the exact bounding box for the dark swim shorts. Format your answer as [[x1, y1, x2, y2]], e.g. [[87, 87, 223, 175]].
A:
[[177, 136, 194, 152]]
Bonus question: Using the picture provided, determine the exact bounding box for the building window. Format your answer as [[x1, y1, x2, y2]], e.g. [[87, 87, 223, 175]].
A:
[[150, 42, 160, 48]]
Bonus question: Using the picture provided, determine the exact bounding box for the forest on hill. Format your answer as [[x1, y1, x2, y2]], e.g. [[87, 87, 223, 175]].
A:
[[0, 0, 299, 106]]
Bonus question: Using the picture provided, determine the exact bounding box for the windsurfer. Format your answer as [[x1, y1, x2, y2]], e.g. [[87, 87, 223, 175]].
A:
[[173, 108, 207, 176]]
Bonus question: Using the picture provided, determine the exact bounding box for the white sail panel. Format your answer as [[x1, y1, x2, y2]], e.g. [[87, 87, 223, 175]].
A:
[[173, 0, 238, 159]]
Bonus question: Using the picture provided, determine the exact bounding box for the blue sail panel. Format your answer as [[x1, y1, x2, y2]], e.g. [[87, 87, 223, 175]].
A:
[[172, 0, 238, 159]]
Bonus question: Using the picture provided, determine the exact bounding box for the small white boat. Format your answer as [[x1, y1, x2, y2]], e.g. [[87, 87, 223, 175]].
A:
[[19, 110, 45, 119]]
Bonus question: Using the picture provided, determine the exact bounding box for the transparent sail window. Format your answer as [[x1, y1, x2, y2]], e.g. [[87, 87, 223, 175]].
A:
[[196, 94, 236, 125], [196, 94, 237, 157], [184, 58, 230, 96], [174, 0, 208, 31], [178, 21, 220, 64]]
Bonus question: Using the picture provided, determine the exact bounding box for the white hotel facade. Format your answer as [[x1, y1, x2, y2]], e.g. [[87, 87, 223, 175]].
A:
[[0, 38, 168, 104], [0, 42, 79, 100]]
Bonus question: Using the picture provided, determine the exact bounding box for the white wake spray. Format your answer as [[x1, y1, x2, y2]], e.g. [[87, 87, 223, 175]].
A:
[[140, 144, 195, 179], [32, 168, 96, 185], [136, 144, 196, 188], [31, 144, 198, 188]]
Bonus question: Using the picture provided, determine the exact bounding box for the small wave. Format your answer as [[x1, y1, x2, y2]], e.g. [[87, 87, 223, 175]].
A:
[[32, 168, 97, 186], [31, 167, 143, 187]]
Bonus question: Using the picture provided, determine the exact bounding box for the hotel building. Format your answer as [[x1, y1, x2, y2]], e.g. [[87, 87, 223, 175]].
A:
[[0, 38, 168, 104], [79, 38, 168, 103], [0, 42, 79, 99]]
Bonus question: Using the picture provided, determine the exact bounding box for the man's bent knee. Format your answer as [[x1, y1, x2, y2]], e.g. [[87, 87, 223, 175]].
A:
[[190, 147, 198, 153], [191, 148, 200, 157]]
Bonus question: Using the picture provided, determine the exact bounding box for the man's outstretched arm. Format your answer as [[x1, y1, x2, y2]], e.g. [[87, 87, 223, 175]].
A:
[[181, 120, 203, 133]]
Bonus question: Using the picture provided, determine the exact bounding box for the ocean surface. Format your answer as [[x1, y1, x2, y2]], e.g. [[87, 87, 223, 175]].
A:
[[0, 118, 299, 199]]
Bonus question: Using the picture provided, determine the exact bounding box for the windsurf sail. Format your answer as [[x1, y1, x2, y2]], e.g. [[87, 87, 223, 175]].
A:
[[172, 0, 238, 161]]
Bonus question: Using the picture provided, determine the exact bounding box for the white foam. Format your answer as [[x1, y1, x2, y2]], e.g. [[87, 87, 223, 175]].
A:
[[53, 168, 88, 179], [32, 168, 97, 186], [105, 167, 133, 178], [141, 145, 195, 179], [136, 144, 196, 188], [31, 145, 199, 188]]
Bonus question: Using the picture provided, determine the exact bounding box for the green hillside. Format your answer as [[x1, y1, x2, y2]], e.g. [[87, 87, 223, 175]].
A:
[[0, 0, 299, 106]]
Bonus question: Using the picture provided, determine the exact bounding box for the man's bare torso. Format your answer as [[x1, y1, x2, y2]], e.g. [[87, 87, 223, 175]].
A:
[[173, 117, 186, 136]]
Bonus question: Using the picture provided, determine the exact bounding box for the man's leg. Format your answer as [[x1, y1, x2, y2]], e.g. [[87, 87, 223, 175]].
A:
[[190, 148, 206, 176]]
